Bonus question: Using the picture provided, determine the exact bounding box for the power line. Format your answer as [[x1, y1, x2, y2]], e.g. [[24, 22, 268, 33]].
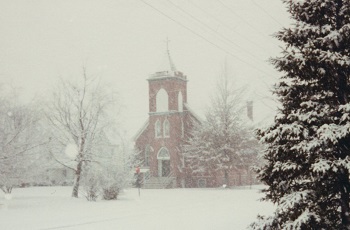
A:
[[140, 0, 275, 79], [217, 0, 279, 45], [250, 0, 284, 27], [187, 0, 280, 83], [187, 0, 275, 53], [166, 0, 266, 63]]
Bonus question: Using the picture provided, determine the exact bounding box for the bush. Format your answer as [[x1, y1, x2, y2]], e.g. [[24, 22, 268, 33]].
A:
[[84, 182, 99, 201], [100, 167, 126, 200], [102, 185, 120, 200], [80, 163, 128, 201], [81, 167, 100, 201]]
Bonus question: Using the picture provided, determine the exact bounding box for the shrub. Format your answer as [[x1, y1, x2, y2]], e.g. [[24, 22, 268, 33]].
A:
[[102, 185, 120, 200]]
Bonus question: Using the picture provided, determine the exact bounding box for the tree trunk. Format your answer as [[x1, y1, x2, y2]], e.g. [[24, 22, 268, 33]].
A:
[[72, 161, 83, 198], [340, 188, 350, 229], [339, 171, 350, 229]]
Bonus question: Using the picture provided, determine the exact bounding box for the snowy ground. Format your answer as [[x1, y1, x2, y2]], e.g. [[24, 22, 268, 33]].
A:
[[0, 186, 274, 230]]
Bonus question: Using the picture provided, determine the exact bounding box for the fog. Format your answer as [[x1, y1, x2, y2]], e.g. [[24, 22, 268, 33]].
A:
[[0, 0, 291, 138]]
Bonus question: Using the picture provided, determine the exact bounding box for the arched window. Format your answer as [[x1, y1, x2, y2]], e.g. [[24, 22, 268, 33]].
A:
[[156, 88, 168, 112], [163, 119, 170, 138], [155, 120, 161, 138], [157, 147, 170, 160], [145, 145, 150, 167], [178, 91, 183, 112]]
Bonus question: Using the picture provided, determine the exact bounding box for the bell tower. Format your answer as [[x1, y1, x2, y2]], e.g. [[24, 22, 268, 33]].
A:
[[148, 40, 187, 113], [147, 42, 188, 181], [134, 40, 195, 188], [148, 68, 188, 113]]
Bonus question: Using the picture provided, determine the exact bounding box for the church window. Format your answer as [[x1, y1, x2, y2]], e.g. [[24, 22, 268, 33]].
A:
[[156, 88, 168, 112], [145, 145, 150, 167], [178, 91, 183, 112], [157, 147, 170, 160], [155, 120, 161, 138], [163, 119, 170, 138]]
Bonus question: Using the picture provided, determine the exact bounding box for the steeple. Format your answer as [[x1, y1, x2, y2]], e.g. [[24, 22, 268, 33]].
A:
[[150, 39, 186, 80], [166, 37, 176, 72]]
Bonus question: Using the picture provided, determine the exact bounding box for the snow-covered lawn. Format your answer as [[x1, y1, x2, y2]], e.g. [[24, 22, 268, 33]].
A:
[[0, 186, 274, 230]]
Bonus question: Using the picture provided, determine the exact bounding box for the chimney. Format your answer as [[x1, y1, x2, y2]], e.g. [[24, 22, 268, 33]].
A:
[[247, 101, 253, 121]]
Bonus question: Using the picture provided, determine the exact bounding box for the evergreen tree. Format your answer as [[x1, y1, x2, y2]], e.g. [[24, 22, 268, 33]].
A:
[[251, 1, 350, 229], [185, 71, 257, 186]]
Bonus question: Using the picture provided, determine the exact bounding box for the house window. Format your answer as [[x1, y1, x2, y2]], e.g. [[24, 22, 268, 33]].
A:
[[156, 88, 168, 112], [145, 145, 150, 167], [178, 91, 183, 112], [155, 120, 161, 138], [198, 179, 207, 188], [163, 119, 170, 138]]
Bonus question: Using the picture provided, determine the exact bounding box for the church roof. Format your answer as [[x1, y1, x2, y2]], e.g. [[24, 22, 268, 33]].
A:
[[133, 118, 149, 142], [184, 103, 202, 123]]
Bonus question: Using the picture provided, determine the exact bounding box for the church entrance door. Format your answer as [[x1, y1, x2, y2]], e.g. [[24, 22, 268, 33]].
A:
[[157, 147, 171, 177], [158, 159, 171, 177], [161, 160, 170, 177]]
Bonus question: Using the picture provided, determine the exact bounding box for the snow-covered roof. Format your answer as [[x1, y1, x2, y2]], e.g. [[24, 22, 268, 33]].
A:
[[184, 103, 203, 123], [149, 70, 187, 81], [133, 118, 149, 141]]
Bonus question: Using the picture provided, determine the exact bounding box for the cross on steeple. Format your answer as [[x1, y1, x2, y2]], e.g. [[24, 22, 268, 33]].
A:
[[165, 37, 170, 52], [164, 37, 176, 72]]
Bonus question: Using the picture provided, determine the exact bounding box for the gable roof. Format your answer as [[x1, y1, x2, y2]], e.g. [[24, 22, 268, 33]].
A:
[[133, 118, 149, 142], [184, 103, 202, 123]]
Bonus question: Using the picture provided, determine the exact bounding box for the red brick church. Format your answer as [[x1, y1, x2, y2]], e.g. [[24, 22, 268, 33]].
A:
[[134, 48, 255, 188]]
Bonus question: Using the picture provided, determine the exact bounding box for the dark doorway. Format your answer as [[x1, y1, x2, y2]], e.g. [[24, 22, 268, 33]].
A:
[[162, 160, 171, 177]]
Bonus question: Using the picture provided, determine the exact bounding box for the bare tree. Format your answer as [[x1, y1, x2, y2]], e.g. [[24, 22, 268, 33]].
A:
[[46, 68, 119, 198], [0, 86, 45, 195], [80, 129, 131, 201]]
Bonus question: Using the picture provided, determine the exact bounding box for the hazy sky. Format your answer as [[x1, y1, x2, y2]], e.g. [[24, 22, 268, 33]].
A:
[[0, 0, 291, 138]]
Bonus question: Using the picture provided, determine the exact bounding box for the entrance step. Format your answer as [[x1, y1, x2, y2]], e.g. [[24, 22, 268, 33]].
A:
[[143, 176, 175, 189]]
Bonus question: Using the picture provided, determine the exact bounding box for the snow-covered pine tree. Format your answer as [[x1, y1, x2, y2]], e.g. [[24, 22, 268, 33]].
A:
[[250, 0, 350, 229], [185, 70, 257, 186]]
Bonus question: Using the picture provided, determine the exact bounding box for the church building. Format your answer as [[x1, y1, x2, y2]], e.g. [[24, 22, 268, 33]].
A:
[[133, 47, 201, 188], [134, 47, 256, 188]]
